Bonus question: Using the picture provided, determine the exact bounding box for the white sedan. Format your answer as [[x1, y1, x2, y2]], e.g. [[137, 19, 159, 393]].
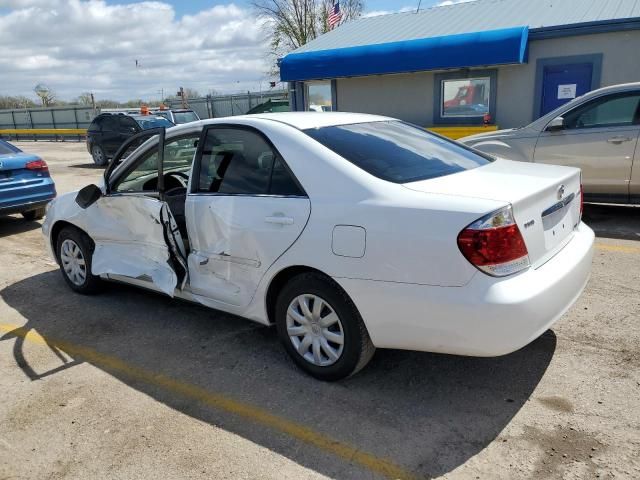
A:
[[43, 113, 594, 380]]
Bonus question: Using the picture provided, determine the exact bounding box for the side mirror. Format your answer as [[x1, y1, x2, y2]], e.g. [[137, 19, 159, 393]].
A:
[[546, 116, 565, 132], [75, 184, 103, 209]]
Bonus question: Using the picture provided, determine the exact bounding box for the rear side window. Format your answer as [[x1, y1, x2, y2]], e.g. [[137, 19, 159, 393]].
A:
[[173, 111, 199, 124], [196, 127, 304, 196], [563, 92, 640, 129], [304, 121, 493, 183], [0, 140, 20, 154]]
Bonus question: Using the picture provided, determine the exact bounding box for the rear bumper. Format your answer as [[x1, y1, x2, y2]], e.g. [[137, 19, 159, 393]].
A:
[[336, 222, 594, 356], [0, 178, 57, 215]]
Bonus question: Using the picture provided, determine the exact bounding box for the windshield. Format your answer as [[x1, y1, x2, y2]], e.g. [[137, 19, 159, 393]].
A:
[[173, 111, 199, 124], [135, 117, 174, 130], [0, 140, 21, 155], [304, 121, 493, 184]]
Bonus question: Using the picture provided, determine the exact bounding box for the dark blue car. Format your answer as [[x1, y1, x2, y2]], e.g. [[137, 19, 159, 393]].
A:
[[0, 139, 56, 220]]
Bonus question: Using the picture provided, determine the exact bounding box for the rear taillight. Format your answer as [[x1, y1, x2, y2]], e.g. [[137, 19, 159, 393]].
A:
[[580, 184, 584, 218], [457, 206, 530, 277], [25, 159, 48, 171]]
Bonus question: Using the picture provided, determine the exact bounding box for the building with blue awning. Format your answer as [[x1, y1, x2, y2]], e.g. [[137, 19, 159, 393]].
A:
[[280, 0, 640, 130]]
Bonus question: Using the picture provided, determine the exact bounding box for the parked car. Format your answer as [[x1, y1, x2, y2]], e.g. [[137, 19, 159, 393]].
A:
[[0, 139, 56, 220], [460, 82, 640, 204], [153, 109, 200, 125], [43, 113, 594, 380], [86, 113, 174, 166]]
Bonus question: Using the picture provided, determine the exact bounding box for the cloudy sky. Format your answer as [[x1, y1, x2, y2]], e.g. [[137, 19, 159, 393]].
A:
[[0, 0, 465, 102]]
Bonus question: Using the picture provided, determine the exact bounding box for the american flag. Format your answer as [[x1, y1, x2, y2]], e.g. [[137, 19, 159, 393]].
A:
[[328, 1, 342, 30]]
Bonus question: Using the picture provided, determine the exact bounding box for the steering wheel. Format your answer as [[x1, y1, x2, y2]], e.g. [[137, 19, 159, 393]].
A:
[[165, 171, 189, 187]]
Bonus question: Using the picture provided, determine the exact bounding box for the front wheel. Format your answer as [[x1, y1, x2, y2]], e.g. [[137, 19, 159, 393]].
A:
[[56, 227, 102, 294], [275, 272, 375, 381]]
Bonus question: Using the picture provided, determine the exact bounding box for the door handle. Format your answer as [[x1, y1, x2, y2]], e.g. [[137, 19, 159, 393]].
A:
[[607, 136, 632, 144], [265, 215, 294, 225]]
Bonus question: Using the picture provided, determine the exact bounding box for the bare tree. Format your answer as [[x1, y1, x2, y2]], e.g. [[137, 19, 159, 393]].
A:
[[252, 0, 363, 61], [76, 92, 94, 106], [0, 95, 37, 109]]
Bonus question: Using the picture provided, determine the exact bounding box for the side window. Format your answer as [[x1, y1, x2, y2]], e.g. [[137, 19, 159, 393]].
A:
[[101, 116, 119, 131], [88, 118, 102, 132], [270, 156, 305, 196], [118, 116, 139, 134], [114, 134, 198, 193], [563, 93, 640, 130], [196, 128, 304, 196]]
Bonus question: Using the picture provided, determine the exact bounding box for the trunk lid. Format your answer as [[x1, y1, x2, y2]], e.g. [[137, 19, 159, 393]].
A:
[[403, 159, 582, 268]]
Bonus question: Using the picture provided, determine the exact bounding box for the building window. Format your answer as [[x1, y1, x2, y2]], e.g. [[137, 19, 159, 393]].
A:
[[305, 81, 333, 112], [441, 78, 490, 118], [434, 70, 497, 125]]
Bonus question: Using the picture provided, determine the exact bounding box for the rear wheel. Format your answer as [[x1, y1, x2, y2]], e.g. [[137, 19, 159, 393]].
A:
[[56, 227, 102, 294], [22, 207, 45, 221], [91, 144, 108, 166], [276, 272, 375, 381]]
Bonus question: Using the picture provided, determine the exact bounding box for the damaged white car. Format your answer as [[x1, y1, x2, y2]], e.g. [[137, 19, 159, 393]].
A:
[[43, 113, 594, 380]]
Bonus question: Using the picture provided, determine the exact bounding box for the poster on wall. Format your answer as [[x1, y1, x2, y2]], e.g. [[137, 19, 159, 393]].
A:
[[557, 84, 577, 100]]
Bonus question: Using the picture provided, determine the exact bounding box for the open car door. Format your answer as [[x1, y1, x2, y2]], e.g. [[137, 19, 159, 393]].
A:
[[76, 128, 188, 296]]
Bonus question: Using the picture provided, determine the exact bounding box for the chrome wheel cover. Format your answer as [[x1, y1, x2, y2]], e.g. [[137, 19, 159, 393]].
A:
[[60, 239, 87, 286], [286, 294, 344, 367]]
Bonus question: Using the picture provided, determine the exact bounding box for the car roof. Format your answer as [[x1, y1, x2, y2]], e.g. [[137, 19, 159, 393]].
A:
[[220, 112, 393, 130]]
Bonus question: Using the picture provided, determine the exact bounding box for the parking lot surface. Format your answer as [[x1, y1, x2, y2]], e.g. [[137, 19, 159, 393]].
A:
[[1, 141, 639, 480]]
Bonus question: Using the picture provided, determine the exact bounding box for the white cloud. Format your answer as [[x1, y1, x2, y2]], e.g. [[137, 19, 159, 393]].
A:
[[0, 1, 273, 102], [436, 0, 477, 6], [363, 6, 415, 17]]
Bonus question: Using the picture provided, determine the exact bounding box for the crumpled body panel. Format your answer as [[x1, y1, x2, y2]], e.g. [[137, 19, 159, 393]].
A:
[[87, 196, 182, 296]]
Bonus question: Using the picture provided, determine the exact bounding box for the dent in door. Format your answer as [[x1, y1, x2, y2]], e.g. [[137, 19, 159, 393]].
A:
[[188, 200, 265, 306], [87, 196, 180, 296], [187, 196, 311, 307]]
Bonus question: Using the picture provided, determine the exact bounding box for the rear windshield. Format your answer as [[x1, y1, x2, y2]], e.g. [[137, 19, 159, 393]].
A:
[[135, 117, 174, 130], [304, 121, 493, 183], [0, 140, 20, 155], [173, 111, 199, 124]]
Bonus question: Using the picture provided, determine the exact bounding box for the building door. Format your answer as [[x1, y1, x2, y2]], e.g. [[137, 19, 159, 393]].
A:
[[540, 63, 593, 116]]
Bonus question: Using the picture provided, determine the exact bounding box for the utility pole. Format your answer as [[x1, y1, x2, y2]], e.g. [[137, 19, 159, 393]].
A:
[[178, 86, 187, 109]]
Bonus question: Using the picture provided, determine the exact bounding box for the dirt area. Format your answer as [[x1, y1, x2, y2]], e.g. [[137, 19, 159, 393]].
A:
[[1, 141, 639, 479]]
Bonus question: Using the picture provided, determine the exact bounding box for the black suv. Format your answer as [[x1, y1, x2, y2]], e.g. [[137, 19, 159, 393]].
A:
[[86, 113, 174, 166]]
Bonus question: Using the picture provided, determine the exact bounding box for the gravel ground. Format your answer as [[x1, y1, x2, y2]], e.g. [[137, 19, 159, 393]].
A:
[[0, 141, 639, 480]]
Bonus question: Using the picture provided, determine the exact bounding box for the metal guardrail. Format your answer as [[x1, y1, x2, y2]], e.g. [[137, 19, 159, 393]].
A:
[[0, 128, 87, 141]]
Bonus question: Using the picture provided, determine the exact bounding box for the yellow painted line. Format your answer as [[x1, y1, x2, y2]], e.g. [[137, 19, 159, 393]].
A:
[[427, 125, 498, 140], [0, 128, 86, 135], [0, 323, 416, 480], [595, 243, 640, 254]]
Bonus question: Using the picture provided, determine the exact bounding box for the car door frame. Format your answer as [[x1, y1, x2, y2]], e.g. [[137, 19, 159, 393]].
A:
[[88, 127, 189, 294], [185, 122, 310, 308]]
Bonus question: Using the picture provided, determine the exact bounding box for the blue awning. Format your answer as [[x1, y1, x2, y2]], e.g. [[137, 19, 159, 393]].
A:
[[280, 26, 529, 82]]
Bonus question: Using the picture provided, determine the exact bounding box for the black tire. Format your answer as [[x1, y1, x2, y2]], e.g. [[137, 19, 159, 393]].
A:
[[56, 226, 102, 294], [22, 207, 45, 221], [275, 272, 375, 381], [91, 144, 108, 166]]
